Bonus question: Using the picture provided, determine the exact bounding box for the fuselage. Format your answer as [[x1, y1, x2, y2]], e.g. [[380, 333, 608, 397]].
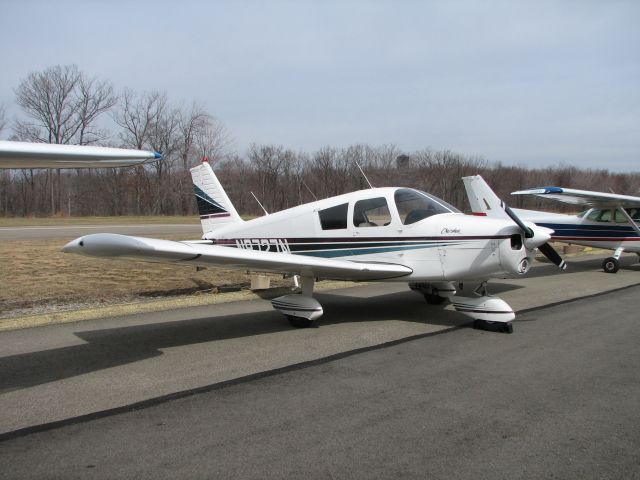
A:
[[513, 207, 640, 253], [205, 187, 532, 282]]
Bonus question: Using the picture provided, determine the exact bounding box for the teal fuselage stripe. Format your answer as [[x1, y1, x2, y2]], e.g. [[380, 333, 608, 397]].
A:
[[296, 243, 458, 258]]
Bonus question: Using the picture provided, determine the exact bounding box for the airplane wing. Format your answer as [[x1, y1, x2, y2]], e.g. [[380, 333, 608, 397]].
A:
[[0, 140, 161, 168], [511, 187, 640, 209], [62, 233, 413, 281]]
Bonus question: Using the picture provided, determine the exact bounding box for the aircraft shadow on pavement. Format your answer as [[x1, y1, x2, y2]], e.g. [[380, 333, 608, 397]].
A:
[[0, 289, 465, 394]]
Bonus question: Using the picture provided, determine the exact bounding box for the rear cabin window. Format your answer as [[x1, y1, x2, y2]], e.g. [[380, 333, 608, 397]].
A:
[[626, 208, 640, 221], [353, 197, 392, 227], [318, 203, 348, 230]]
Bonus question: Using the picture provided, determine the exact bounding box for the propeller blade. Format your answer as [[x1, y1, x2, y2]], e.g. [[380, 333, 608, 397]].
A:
[[503, 204, 534, 238], [538, 242, 567, 270]]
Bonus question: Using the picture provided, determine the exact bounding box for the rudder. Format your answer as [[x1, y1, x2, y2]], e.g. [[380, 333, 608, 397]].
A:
[[462, 175, 508, 219], [190, 159, 242, 234]]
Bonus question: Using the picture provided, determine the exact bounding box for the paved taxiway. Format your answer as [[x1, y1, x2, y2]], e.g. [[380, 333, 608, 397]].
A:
[[0, 223, 201, 240], [0, 254, 639, 478], [1, 281, 639, 479]]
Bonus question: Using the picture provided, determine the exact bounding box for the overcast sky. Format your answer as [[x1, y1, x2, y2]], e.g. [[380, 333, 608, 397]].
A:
[[1, 0, 639, 170]]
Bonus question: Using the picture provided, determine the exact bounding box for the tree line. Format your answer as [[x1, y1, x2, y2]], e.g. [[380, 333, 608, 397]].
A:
[[1, 65, 638, 218]]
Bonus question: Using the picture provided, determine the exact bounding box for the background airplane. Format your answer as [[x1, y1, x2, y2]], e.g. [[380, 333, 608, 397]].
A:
[[464, 176, 640, 273], [0, 140, 161, 168], [62, 161, 565, 333]]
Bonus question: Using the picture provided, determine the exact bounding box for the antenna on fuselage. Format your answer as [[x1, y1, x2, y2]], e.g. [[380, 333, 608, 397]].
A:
[[355, 162, 374, 189], [250, 191, 269, 215], [302, 180, 318, 201]]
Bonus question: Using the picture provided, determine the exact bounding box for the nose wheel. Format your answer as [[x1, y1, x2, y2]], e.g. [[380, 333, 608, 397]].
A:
[[473, 320, 514, 334]]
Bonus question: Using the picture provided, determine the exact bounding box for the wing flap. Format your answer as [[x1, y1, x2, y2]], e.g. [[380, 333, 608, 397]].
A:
[[62, 233, 413, 281]]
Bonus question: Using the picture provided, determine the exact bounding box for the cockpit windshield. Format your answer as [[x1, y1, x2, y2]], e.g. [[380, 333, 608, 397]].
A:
[[394, 188, 460, 225]]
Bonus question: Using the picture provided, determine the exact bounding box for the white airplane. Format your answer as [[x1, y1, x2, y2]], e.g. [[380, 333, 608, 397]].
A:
[[61, 160, 566, 333], [0, 140, 161, 168], [463, 176, 640, 273]]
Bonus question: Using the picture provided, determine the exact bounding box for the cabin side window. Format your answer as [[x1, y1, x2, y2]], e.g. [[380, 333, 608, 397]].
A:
[[318, 203, 349, 230], [353, 197, 392, 227], [614, 209, 629, 223], [586, 209, 612, 222], [395, 188, 452, 225], [626, 208, 640, 221]]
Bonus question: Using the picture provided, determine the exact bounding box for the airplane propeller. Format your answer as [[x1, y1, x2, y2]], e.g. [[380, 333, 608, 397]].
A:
[[503, 204, 567, 270]]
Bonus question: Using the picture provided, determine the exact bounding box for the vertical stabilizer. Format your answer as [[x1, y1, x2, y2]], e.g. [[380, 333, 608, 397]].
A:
[[462, 175, 508, 219], [190, 160, 243, 233]]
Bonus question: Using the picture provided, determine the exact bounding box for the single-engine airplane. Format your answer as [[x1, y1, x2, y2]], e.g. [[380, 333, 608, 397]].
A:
[[0, 140, 161, 168], [464, 175, 640, 273], [62, 160, 566, 333]]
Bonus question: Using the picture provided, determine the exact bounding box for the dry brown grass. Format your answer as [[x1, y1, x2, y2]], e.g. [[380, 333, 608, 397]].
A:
[[0, 233, 281, 317]]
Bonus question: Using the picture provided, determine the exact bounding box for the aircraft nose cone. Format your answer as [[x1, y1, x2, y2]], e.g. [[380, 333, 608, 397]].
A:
[[62, 237, 85, 253]]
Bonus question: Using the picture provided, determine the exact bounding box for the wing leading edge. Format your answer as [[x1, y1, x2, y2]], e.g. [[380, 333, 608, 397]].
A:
[[62, 233, 413, 281], [511, 187, 640, 209], [0, 141, 161, 168]]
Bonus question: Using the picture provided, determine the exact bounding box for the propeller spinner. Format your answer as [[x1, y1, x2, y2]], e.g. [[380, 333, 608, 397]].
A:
[[504, 204, 567, 269]]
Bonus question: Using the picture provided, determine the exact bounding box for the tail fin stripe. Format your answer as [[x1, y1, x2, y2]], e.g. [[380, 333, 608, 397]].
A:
[[190, 161, 243, 234]]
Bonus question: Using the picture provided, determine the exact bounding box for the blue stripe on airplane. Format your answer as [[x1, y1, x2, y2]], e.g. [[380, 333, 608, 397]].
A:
[[538, 223, 640, 238]]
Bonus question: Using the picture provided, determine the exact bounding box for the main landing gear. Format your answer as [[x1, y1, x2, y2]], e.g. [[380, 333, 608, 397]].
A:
[[271, 276, 322, 328], [602, 247, 624, 274], [411, 282, 515, 333]]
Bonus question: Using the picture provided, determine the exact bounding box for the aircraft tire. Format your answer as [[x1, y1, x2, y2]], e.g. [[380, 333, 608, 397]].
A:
[[424, 292, 446, 305], [287, 315, 314, 328], [602, 257, 619, 274], [473, 320, 513, 334]]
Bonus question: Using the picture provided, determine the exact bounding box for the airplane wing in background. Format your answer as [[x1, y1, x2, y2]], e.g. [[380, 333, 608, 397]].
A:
[[511, 187, 640, 209], [62, 233, 413, 281], [0, 141, 161, 168]]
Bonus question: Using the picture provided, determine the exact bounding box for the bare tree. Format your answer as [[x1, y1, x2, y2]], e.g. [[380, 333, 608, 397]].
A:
[[193, 117, 232, 167], [14, 65, 81, 144], [13, 65, 116, 214], [0, 103, 7, 137], [14, 64, 115, 145], [76, 76, 117, 145], [176, 103, 210, 170], [114, 89, 165, 150]]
